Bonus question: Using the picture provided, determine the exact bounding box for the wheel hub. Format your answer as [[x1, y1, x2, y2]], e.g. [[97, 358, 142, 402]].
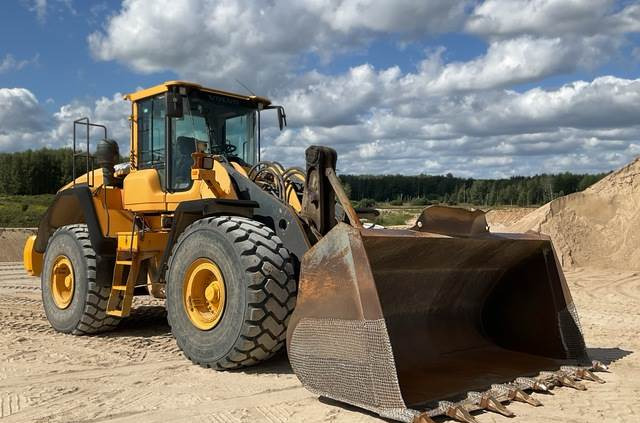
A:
[[183, 258, 226, 330], [51, 256, 74, 309]]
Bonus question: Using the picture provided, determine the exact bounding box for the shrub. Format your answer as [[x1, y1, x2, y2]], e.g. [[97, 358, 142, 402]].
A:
[[409, 197, 429, 206], [357, 198, 376, 208], [0, 195, 53, 227], [374, 211, 415, 226]]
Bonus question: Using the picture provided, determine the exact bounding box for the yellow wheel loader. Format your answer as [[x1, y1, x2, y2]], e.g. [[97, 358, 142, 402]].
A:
[[23, 81, 607, 423]]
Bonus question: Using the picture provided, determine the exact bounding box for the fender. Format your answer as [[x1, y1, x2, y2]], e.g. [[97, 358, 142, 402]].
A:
[[157, 198, 259, 283], [32, 185, 116, 285], [34, 185, 116, 255]]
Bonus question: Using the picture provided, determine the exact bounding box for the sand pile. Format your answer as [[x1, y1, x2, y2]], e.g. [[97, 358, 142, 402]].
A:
[[0, 228, 36, 262], [485, 207, 537, 232], [506, 157, 640, 270]]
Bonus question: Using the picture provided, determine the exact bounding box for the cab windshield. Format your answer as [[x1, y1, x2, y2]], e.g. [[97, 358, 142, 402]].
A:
[[170, 92, 258, 190]]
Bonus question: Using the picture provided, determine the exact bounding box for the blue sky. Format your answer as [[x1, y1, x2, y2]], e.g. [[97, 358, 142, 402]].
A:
[[0, 1, 175, 110], [1, 0, 640, 177]]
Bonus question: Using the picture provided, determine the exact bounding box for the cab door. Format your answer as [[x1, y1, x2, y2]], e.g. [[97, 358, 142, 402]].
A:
[[164, 110, 214, 210], [123, 95, 167, 212]]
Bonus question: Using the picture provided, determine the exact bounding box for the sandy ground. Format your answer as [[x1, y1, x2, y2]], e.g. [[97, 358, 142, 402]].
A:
[[0, 261, 637, 423]]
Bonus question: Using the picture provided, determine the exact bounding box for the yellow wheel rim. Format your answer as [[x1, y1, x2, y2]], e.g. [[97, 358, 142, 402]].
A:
[[51, 255, 74, 309], [183, 258, 226, 330]]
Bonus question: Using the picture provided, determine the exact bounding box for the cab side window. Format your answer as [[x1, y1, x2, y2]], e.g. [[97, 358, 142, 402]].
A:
[[137, 96, 166, 186], [225, 113, 256, 164], [170, 116, 208, 191]]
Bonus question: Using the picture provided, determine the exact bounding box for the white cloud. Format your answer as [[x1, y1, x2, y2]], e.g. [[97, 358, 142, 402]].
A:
[[29, 0, 48, 22], [0, 54, 39, 74], [25, 0, 77, 22], [454, 76, 640, 135], [0, 88, 48, 140], [87, 0, 469, 91], [87, 0, 631, 112], [50, 94, 130, 152], [0, 88, 129, 153], [280, 65, 398, 126], [304, 0, 470, 33], [4, 76, 638, 177], [266, 74, 640, 176], [10, 0, 640, 177], [410, 35, 610, 94], [466, 0, 639, 37]]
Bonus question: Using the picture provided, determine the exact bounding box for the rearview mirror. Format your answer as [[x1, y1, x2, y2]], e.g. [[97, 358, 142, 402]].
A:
[[277, 106, 287, 130], [166, 92, 183, 118]]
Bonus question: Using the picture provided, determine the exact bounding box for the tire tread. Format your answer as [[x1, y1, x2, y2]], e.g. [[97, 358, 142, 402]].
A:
[[167, 216, 296, 369], [47, 224, 120, 335]]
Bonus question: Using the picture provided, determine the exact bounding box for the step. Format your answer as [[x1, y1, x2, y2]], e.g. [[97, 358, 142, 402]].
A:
[[106, 309, 126, 317], [110, 285, 128, 291]]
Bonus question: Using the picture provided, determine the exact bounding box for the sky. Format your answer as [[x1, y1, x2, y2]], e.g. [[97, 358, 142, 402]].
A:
[[1, 0, 640, 177]]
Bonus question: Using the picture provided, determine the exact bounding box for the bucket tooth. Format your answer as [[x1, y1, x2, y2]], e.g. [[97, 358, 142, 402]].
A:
[[491, 384, 541, 406], [557, 374, 587, 391], [592, 360, 609, 372], [447, 407, 479, 423], [578, 369, 605, 384], [441, 402, 479, 423], [468, 392, 515, 417], [563, 367, 606, 384], [413, 413, 436, 423], [509, 388, 542, 406], [515, 377, 550, 393]]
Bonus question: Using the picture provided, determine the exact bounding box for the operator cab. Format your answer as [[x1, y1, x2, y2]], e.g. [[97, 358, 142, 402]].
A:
[[126, 81, 286, 192]]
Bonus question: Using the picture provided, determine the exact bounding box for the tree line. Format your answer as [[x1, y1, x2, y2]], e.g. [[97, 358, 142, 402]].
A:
[[0, 148, 607, 206], [0, 148, 129, 195], [0, 149, 77, 195], [340, 172, 607, 207]]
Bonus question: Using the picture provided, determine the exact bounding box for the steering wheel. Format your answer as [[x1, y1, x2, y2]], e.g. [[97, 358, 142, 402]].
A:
[[211, 142, 237, 155]]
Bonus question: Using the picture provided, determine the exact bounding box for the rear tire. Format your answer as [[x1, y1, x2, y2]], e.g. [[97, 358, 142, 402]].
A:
[[41, 224, 120, 334], [166, 216, 297, 369]]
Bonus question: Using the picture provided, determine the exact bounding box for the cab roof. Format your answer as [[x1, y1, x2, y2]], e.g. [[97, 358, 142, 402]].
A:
[[124, 80, 271, 106]]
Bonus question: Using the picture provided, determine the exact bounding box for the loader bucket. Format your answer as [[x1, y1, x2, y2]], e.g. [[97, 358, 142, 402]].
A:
[[287, 221, 589, 422]]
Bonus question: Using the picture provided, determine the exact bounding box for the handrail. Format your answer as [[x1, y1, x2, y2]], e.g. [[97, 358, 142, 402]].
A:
[[72, 117, 107, 187]]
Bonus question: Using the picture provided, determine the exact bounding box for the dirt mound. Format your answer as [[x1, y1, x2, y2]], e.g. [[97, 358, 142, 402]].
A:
[[0, 229, 36, 262], [507, 157, 640, 270], [485, 207, 537, 231]]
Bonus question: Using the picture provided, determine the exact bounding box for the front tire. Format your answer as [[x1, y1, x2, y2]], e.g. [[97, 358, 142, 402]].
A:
[[41, 224, 120, 334], [166, 216, 297, 369]]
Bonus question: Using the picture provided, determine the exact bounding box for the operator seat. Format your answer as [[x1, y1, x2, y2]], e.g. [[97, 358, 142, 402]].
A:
[[175, 136, 196, 189]]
